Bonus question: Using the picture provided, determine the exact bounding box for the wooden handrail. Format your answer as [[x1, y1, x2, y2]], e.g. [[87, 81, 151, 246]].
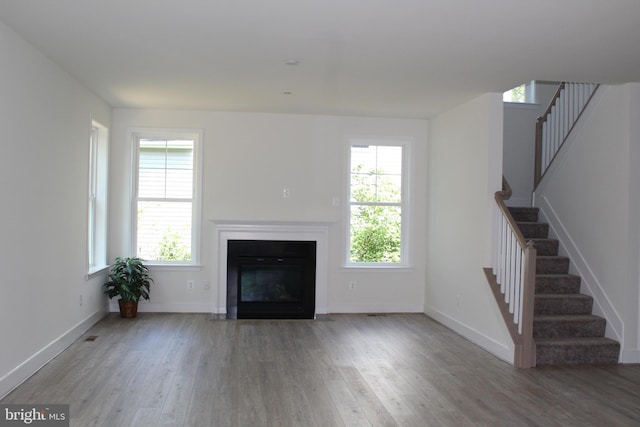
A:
[[498, 175, 512, 199], [534, 82, 599, 188], [534, 120, 543, 187], [538, 82, 566, 124], [534, 83, 566, 186], [485, 177, 536, 368], [494, 191, 528, 250]]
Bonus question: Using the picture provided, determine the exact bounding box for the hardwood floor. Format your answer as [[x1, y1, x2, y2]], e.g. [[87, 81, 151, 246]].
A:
[[3, 313, 640, 426]]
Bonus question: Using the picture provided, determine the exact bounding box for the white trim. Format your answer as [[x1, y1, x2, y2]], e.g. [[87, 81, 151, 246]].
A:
[[213, 220, 331, 315], [128, 127, 204, 265], [620, 349, 640, 364], [340, 265, 414, 272], [344, 136, 413, 267], [108, 301, 211, 313], [0, 310, 107, 399], [424, 306, 514, 365], [87, 117, 109, 274], [145, 264, 203, 272], [329, 303, 423, 313], [86, 264, 109, 280]]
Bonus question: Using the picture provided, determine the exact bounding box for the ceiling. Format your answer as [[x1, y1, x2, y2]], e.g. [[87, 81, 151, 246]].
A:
[[1, 0, 639, 118]]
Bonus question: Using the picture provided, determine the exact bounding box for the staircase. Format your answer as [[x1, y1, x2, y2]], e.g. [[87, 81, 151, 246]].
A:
[[491, 82, 615, 366], [509, 206, 620, 365], [509, 207, 620, 366]]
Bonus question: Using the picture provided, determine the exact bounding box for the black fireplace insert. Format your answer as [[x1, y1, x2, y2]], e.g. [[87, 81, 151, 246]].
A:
[[226, 240, 316, 319]]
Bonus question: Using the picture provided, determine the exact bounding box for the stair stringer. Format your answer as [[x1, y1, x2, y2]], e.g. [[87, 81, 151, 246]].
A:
[[534, 195, 623, 354]]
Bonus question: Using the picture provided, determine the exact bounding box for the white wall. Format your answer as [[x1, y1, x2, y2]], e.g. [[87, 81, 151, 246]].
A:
[[502, 81, 560, 206], [425, 93, 513, 362], [110, 109, 428, 314], [503, 104, 538, 205], [0, 22, 111, 397], [533, 84, 640, 363]]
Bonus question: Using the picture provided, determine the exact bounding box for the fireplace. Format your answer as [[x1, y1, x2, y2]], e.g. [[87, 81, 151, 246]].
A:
[[226, 240, 316, 319]]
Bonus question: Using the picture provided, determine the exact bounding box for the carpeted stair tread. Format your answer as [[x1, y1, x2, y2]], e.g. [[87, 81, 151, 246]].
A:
[[535, 337, 620, 365], [535, 294, 593, 315], [533, 314, 606, 339], [536, 256, 570, 274], [517, 222, 549, 238], [529, 238, 559, 256], [535, 274, 581, 294], [534, 314, 604, 322], [536, 337, 619, 345], [508, 207, 539, 222]]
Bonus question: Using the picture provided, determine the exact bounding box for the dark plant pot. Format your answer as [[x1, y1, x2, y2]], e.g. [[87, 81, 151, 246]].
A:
[[118, 300, 138, 318]]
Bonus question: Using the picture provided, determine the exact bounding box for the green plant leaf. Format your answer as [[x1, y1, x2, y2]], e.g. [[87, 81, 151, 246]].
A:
[[103, 257, 153, 302]]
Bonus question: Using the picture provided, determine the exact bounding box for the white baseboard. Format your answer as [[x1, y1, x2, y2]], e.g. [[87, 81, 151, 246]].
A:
[[327, 303, 424, 314], [424, 306, 513, 364], [121, 302, 407, 315], [108, 301, 212, 313], [620, 349, 640, 364], [0, 310, 107, 399]]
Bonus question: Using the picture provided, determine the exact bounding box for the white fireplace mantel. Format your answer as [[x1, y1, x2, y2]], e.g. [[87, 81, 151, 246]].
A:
[[212, 220, 331, 316]]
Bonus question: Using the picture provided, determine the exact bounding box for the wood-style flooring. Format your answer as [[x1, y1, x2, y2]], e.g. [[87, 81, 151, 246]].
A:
[[3, 313, 640, 426]]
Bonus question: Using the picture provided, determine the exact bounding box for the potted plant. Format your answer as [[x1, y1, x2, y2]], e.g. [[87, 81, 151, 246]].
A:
[[103, 257, 153, 318]]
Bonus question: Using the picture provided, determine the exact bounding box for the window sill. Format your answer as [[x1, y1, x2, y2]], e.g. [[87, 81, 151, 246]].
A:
[[145, 264, 203, 272], [86, 265, 109, 280], [341, 264, 414, 272]]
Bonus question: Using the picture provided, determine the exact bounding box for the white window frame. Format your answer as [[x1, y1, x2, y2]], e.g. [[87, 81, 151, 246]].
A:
[[130, 128, 203, 267], [87, 119, 109, 275], [344, 136, 411, 268]]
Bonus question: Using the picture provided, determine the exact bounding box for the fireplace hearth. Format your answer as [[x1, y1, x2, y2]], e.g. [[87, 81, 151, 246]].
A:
[[226, 240, 316, 319]]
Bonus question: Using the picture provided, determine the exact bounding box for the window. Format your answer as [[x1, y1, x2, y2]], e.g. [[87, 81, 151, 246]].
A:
[[88, 120, 109, 274], [347, 139, 409, 266], [132, 129, 202, 264], [503, 81, 536, 103]]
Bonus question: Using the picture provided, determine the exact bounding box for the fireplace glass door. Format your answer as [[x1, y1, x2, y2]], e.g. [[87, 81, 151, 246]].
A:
[[239, 259, 303, 303]]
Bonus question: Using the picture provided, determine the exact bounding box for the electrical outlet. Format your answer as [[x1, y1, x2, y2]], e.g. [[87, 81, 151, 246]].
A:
[[348, 281, 356, 291], [203, 280, 210, 290], [187, 280, 194, 290], [282, 188, 290, 198]]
